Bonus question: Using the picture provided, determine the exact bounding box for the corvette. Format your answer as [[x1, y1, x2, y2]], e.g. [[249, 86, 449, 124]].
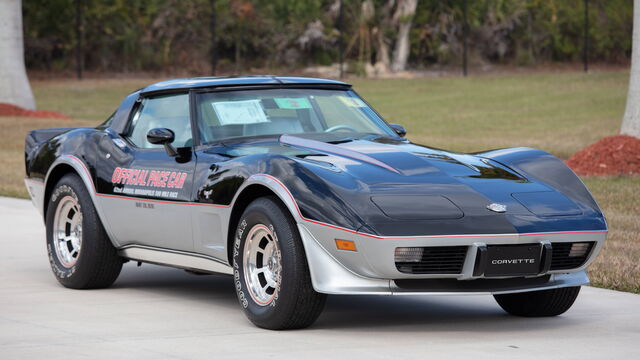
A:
[[24, 76, 607, 329]]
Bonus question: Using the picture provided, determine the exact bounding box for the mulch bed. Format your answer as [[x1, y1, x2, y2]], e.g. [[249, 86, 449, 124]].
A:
[[566, 135, 640, 176], [0, 103, 71, 119]]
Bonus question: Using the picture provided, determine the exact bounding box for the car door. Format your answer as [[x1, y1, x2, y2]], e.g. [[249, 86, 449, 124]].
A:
[[95, 92, 197, 251]]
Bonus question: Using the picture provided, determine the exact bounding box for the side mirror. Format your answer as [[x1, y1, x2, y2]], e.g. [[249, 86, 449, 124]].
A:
[[389, 124, 407, 137], [147, 128, 178, 157]]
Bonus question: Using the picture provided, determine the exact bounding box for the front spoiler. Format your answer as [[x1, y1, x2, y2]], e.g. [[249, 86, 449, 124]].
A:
[[298, 223, 590, 295], [391, 272, 589, 295]]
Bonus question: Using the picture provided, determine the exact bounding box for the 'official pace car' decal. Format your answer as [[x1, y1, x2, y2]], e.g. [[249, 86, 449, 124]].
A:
[[111, 167, 188, 199]]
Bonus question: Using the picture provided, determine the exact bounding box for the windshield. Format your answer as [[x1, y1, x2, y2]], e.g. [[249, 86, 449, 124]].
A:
[[195, 88, 396, 143]]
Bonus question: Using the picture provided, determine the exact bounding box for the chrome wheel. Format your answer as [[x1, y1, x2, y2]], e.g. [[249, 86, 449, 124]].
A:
[[243, 224, 282, 306], [52, 195, 83, 268]]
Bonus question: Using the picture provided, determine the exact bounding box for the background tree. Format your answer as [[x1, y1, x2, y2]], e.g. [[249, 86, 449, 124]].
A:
[[374, 0, 394, 72], [18, 0, 634, 75], [622, 0, 640, 138], [0, 0, 35, 109], [391, 0, 418, 72]]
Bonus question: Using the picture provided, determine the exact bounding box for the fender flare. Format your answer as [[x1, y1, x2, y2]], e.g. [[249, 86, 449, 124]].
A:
[[480, 147, 601, 211], [43, 155, 120, 247], [235, 174, 361, 233], [224, 175, 307, 252]]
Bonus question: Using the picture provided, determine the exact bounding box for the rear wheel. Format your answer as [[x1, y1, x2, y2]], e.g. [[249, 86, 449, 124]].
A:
[[46, 173, 123, 289], [494, 286, 581, 317], [232, 196, 326, 329]]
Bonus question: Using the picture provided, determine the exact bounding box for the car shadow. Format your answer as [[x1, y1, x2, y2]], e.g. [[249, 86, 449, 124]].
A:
[[315, 294, 582, 332], [112, 263, 582, 332], [112, 263, 239, 309]]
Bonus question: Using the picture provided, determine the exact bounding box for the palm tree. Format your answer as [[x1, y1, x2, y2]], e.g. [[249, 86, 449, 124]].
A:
[[0, 0, 36, 110], [622, 0, 640, 138]]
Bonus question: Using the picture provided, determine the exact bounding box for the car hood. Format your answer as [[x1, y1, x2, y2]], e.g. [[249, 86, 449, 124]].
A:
[[217, 134, 605, 236]]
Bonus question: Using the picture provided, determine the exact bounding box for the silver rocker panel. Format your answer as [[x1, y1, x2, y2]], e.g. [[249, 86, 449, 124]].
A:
[[119, 245, 233, 275]]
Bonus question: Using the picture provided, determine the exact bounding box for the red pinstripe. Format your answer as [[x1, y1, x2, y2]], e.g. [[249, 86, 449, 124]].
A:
[[251, 174, 608, 240], [61, 155, 608, 240]]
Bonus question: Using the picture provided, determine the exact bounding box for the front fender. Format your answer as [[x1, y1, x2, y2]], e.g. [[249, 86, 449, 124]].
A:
[[479, 147, 601, 213], [204, 154, 369, 232]]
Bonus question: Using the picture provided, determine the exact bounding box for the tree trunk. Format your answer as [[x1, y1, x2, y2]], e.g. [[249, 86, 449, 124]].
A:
[[622, 0, 640, 138], [376, 30, 391, 69], [374, 0, 395, 72], [390, 0, 417, 72], [0, 0, 35, 110]]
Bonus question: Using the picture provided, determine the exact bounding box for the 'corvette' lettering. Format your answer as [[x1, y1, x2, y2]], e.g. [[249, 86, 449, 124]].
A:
[[111, 167, 188, 189], [491, 258, 536, 265]]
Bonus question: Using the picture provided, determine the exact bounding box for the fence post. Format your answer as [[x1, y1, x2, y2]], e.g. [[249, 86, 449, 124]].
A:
[[75, 0, 83, 80], [584, 0, 590, 73], [338, 0, 344, 79], [210, 0, 218, 75], [463, 0, 468, 77]]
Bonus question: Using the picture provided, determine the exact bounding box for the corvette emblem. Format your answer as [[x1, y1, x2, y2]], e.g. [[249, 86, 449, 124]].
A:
[[487, 203, 507, 213], [203, 190, 213, 199]]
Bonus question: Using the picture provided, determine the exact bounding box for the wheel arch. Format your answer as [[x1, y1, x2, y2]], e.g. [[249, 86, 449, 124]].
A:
[[226, 178, 301, 265], [42, 156, 119, 247], [43, 163, 77, 219]]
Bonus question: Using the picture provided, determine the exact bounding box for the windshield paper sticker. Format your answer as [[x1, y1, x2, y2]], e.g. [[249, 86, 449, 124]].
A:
[[338, 96, 367, 108], [212, 100, 269, 125], [111, 167, 187, 199], [274, 97, 311, 109]]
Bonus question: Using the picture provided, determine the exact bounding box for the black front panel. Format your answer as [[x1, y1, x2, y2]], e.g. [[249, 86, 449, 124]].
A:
[[393, 275, 552, 292], [395, 246, 468, 274], [550, 242, 595, 270], [484, 244, 542, 277]]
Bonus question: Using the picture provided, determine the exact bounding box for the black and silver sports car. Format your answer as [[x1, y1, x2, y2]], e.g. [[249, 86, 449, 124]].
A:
[[24, 76, 607, 329]]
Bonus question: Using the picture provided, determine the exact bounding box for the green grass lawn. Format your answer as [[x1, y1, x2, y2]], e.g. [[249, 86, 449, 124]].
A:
[[581, 177, 640, 293], [1, 70, 638, 293], [352, 71, 628, 159], [29, 72, 628, 159], [32, 78, 152, 122]]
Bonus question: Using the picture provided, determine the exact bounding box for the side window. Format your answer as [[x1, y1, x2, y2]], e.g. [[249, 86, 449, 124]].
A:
[[127, 93, 192, 149]]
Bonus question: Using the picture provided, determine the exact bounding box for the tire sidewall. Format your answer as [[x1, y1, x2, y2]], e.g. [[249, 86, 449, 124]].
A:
[[46, 182, 83, 280], [233, 198, 299, 324], [45, 175, 100, 286]]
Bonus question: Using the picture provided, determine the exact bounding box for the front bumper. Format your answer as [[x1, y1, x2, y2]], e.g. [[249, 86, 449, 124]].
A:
[[297, 222, 605, 295]]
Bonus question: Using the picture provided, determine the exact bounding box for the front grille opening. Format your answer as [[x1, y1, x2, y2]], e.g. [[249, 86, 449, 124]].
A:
[[550, 242, 595, 270], [395, 246, 468, 274]]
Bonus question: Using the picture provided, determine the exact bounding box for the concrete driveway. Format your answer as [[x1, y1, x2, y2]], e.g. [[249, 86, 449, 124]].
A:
[[1, 196, 638, 359]]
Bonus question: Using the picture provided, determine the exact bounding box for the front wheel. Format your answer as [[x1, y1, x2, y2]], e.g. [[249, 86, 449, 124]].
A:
[[494, 286, 581, 317], [232, 196, 326, 329]]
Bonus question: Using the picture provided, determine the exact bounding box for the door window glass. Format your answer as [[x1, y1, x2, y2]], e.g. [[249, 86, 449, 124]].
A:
[[127, 93, 192, 148]]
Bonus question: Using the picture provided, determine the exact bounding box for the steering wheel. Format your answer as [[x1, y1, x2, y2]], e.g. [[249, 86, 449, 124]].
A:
[[324, 125, 359, 133]]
